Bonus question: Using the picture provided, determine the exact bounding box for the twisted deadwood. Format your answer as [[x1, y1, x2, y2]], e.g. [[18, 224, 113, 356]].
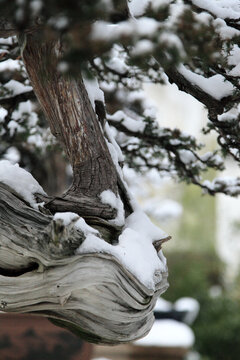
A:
[[0, 183, 168, 344]]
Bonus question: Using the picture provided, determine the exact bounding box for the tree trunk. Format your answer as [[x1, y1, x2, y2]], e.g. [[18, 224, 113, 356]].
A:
[[23, 33, 117, 193]]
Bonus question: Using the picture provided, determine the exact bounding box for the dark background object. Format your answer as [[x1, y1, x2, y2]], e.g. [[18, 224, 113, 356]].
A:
[[154, 310, 188, 322], [0, 314, 93, 360]]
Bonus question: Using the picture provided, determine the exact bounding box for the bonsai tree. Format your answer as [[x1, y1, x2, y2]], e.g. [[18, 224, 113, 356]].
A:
[[0, 0, 239, 344]]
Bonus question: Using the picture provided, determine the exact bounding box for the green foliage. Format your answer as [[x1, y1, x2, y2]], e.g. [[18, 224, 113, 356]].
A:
[[163, 250, 224, 302], [163, 250, 240, 360], [193, 296, 240, 360]]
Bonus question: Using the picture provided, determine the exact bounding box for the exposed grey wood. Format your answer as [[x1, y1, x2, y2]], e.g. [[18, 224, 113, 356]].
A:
[[0, 183, 168, 344]]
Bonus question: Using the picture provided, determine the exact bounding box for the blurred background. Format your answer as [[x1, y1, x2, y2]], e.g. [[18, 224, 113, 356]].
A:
[[1, 74, 240, 360]]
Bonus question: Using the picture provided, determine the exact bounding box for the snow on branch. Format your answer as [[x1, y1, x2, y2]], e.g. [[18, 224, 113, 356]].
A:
[[0, 160, 45, 207]]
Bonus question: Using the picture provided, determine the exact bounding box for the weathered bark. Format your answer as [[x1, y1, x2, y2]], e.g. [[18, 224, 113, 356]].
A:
[[0, 183, 168, 344], [22, 33, 118, 199]]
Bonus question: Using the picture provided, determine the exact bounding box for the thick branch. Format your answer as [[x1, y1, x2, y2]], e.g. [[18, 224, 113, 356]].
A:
[[21, 32, 118, 201], [166, 68, 229, 115]]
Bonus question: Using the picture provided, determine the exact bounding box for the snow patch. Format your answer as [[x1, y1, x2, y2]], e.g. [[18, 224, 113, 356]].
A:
[[92, 17, 159, 41], [1, 80, 32, 98], [192, 0, 240, 20], [134, 319, 195, 348], [105, 122, 124, 163], [132, 39, 154, 56], [174, 297, 200, 325], [100, 190, 125, 227], [128, 0, 150, 17], [108, 110, 145, 133], [53, 212, 99, 236], [179, 65, 234, 100], [3, 147, 20, 164], [83, 76, 105, 110], [154, 297, 172, 312], [0, 160, 46, 207], [77, 209, 168, 290], [178, 149, 196, 164]]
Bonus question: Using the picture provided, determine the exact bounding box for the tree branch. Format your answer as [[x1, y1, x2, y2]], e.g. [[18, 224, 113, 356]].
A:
[[20, 32, 122, 222], [0, 90, 35, 108], [165, 68, 229, 116]]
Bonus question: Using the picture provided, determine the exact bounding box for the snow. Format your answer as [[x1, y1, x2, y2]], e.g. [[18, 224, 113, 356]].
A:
[[154, 297, 172, 312], [174, 298, 200, 325], [132, 39, 154, 56], [151, 0, 172, 10], [105, 123, 124, 162], [106, 47, 128, 74], [0, 49, 8, 54], [100, 190, 125, 226], [135, 17, 159, 36], [179, 65, 234, 100], [128, 0, 150, 17], [134, 319, 195, 348], [7, 120, 21, 137], [5, 101, 38, 138], [108, 110, 145, 133], [200, 152, 223, 166], [0, 160, 46, 207], [159, 32, 185, 57], [178, 150, 196, 164], [53, 212, 99, 236], [77, 209, 169, 290], [128, 0, 171, 17], [92, 17, 159, 41], [0, 59, 21, 72], [83, 76, 105, 110], [218, 108, 239, 122], [214, 18, 240, 40], [192, 0, 240, 20], [27, 134, 45, 148], [0, 80, 32, 98], [228, 45, 240, 77], [12, 101, 38, 126], [0, 108, 7, 122], [3, 147, 20, 164], [203, 176, 240, 196], [154, 297, 200, 325]]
